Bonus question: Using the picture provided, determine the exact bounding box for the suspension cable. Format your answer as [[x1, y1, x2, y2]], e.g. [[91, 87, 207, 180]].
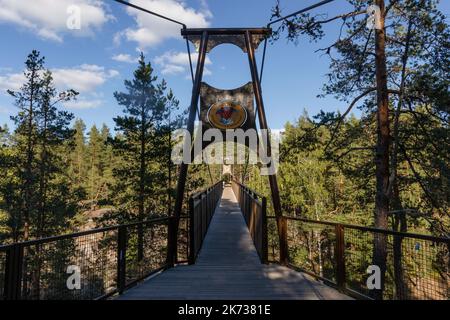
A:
[[259, 38, 268, 83], [259, 0, 336, 95], [186, 38, 195, 84], [114, 0, 199, 117], [261, 1, 335, 84], [114, 0, 187, 28], [267, 0, 335, 27]]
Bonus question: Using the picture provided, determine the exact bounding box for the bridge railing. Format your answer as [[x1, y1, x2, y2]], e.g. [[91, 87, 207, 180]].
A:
[[188, 181, 223, 264], [231, 179, 268, 263], [269, 216, 450, 300], [0, 217, 175, 300]]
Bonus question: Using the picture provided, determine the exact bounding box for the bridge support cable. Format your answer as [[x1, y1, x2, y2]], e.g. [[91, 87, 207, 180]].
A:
[[259, 0, 336, 83], [259, 38, 268, 83], [114, 0, 187, 27], [267, 0, 336, 27], [186, 38, 195, 84], [113, 0, 196, 108]]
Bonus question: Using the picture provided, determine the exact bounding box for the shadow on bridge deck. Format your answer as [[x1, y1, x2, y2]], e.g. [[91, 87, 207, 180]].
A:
[[118, 186, 350, 300]]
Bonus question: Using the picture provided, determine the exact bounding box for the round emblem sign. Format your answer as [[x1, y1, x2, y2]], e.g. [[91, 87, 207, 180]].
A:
[[207, 100, 247, 130]]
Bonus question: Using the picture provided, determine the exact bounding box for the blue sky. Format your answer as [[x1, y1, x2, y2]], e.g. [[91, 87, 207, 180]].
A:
[[0, 0, 449, 132]]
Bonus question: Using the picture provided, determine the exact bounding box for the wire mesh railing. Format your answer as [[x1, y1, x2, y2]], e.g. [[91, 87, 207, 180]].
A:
[[176, 216, 190, 264], [268, 216, 449, 300], [231, 179, 268, 263], [0, 249, 6, 299], [0, 217, 173, 300]]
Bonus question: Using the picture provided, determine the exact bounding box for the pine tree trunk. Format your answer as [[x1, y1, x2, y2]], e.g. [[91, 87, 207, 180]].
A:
[[24, 69, 36, 242], [392, 182, 407, 299], [33, 101, 49, 300], [137, 106, 146, 262], [372, 0, 390, 300], [22, 66, 37, 299]]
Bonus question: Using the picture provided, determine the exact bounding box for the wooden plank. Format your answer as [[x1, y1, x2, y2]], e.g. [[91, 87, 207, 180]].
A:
[[118, 186, 350, 300]]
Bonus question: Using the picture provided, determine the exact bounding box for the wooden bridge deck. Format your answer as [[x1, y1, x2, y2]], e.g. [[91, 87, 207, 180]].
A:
[[119, 186, 350, 300]]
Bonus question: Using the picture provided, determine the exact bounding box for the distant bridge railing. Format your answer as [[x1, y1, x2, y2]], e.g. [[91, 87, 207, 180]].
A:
[[188, 181, 223, 264], [231, 179, 268, 263], [269, 216, 450, 300]]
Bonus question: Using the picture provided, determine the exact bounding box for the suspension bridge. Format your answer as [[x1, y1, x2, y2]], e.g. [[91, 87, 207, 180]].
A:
[[0, 0, 448, 301]]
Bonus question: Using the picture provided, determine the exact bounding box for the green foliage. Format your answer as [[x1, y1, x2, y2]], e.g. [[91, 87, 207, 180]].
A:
[[246, 110, 448, 235], [1, 51, 78, 241], [104, 53, 183, 224]]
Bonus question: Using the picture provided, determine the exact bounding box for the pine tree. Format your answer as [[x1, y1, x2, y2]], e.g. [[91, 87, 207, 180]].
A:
[[7, 51, 78, 240], [0, 124, 17, 241], [69, 119, 88, 197], [85, 124, 114, 209], [99, 124, 114, 205], [87, 125, 102, 207], [109, 53, 180, 259], [35, 70, 77, 238], [110, 53, 180, 221], [8, 50, 45, 241]]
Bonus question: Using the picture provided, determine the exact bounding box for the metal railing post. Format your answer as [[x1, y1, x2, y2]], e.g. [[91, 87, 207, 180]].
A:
[[188, 197, 195, 264], [4, 244, 23, 300], [335, 224, 346, 290], [167, 217, 177, 267], [279, 217, 289, 265], [117, 226, 127, 294], [261, 197, 268, 264], [201, 193, 206, 239]]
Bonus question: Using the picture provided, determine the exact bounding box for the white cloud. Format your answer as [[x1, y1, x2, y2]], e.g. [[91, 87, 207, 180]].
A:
[[116, 0, 212, 48], [0, 0, 113, 42], [155, 51, 212, 67], [0, 72, 25, 93], [52, 65, 118, 110], [63, 99, 103, 110], [0, 64, 119, 94], [0, 64, 119, 110], [154, 51, 212, 76], [161, 64, 185, 75], [112, 54, 138, 64], [51, 64, 119, 92]]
